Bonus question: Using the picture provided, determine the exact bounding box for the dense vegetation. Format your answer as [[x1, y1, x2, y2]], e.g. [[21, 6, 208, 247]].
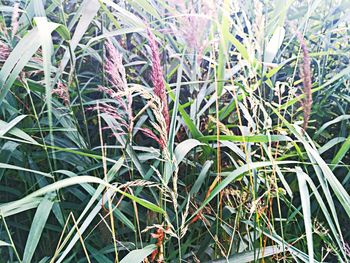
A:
[[0, 0, 350, 262]]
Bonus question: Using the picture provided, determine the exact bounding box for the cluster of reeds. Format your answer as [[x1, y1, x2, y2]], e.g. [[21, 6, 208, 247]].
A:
[[0, 1, 349, 263]]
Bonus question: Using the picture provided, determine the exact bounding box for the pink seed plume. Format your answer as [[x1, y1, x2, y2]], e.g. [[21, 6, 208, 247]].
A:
[[52, 81, 69, 106], [104, 39, 127, 90], [11, 3, 20, 37], [147, 28, 170, 134], [0, 41, 10, 60]]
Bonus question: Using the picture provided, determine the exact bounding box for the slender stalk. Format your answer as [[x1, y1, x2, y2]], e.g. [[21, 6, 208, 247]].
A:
[[2, 216, 22, 263]]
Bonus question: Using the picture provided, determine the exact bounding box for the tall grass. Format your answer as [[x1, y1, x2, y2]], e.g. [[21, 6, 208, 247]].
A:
[[0, 0, 350, 262]]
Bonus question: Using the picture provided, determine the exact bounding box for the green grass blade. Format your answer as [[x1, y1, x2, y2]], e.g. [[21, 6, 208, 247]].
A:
[[296, 167, 314, 263], [0, 115, 27, 137], [213, 246, 283, 263], [331, 134, 350, 168], [22, 193, 55, 263], [120, 244, 157, 263], [0, 163, 53, 178]]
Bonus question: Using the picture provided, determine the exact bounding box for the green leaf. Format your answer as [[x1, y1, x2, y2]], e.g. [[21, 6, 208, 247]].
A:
[[216, 0, 230, 96], [0, 163, 53, 178], [0, 118, 39, 145], [0, 115, 27, 137], [318, 137, 346, 155], [264, 26, 285, 63], [314, 115, 350, 138], [0, 17, 62, 106], [0, 176, 164, 216], [0, 240, 12, 247], [331, 135, 350, 168], [101, 0, 145, 28], [126, 0, 161, 20], [300, 168, 347, 260], [55, 158, 125, 262], [281, 64, 350, 110], [198, 134, 291, 143], [0, 29, 41, 103], [58, 0, 100, 72], [120, 244, 157, 263], [55, 25, 71, 41], [174, 139, 204, 167], [190, 161, 213, 195], [271, 105, 350, 222], [213, 246, 283, 263], [226, 33, 249, 61], [22, 193, 55, 263], [34, 17, 61, 150], [243, 220, 312, 262], [296, 167, 314, 263]]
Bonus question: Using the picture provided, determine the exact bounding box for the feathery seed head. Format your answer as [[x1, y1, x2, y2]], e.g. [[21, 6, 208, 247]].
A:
[[296, 31, 312, 132]]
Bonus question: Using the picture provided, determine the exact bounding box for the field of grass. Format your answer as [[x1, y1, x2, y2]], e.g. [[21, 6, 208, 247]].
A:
[[0, 0, 350, 262]]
